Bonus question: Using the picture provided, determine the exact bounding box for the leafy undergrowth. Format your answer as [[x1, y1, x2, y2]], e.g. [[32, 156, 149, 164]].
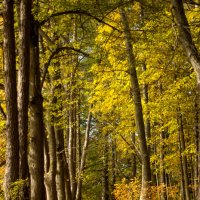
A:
[[113, 178, 179, 200]]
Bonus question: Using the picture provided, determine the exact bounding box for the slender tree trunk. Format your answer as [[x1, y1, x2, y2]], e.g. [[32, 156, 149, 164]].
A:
[[3, 0, 19, 199], [55, 127, 67, 200], [45, 114, 57, 200], [111, 137, 117, 197], [52, 67, 69, 200], [44, 132, 50, 174], [76, 96, 82, 200], [120, 7, 151, 200], [159, 131, 167, 200], [29, 16, 45, 200], [76, 110, 92, 200], [179, 137, 186, 200], [178, 113, 190, 200], [68, 76, 77, 199], [18, 0, 32, 198], [101, 132, 109, 200], [64, 153, 72, 200], [131, 133, 137, 178], [142, 64, 151, 148], [171, 2, 200, 197]]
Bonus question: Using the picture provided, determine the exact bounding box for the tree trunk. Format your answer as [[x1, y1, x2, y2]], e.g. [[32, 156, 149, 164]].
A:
[[76, 99, 82, 200], [76, 110, 92, 200], [53, 67, 69, 200], [142, 64, 151, 150], [3, 0, 19, 199], [45, 115, 57, 200], [68, 76, 77, 199], [101, 132, 109, 200], [55, 127, 67, 200], [131, 133, 137, 178], [18, 0, 32, 198], [120, 7, 151, 200], [29, 16, 45, 200], [111, 137, 117, 199], [159, 131, 167, 200], [178, 113, 190, 200], [179, 136, 186, 200]]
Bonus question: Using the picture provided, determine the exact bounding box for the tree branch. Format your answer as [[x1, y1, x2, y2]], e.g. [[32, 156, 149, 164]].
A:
[[39, 9, 121, 32], [0, 104, 6, 119], [119, 133, 142, 163], [41, 46, 90, 88]]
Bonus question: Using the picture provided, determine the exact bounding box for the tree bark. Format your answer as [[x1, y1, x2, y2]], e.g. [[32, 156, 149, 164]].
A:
[[29, 16, 45, 200], [76, 110, 92, 200], [45, 115, 57, 200], [55, 126, 67, 200], [3, 0, 19, 199], [120, 7, 151, 200], [18, 0, 32, 198]]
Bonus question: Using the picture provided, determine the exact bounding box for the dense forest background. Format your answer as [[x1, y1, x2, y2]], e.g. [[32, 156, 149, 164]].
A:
[[0, 0, 200, 199]]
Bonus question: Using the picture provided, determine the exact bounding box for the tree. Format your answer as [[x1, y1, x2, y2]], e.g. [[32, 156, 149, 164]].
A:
[[171, 0, 200, 198], [2, 0, 19, 199], [29, 16, 45, 200], [120, 6, 151, 199], [18, 0, 32, 198]]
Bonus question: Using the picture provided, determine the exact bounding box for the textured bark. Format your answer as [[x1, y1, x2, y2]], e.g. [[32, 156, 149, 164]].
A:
[[18, 0, 32, 199], [76, 111, 92, 200], [120, 7, 151, 200], [29, 17, 45, 200], [3, 0, 19, 199], [45, 117, 57, 200], [55, 127, 67, 200], [171, 1, 200, 198]]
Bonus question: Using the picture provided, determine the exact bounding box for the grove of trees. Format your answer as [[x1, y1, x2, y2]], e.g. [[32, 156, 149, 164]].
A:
[[0, 0, 200, 199]]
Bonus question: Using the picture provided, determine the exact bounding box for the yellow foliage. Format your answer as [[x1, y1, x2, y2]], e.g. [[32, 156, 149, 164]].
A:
[[113, 179, 179, 200]]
